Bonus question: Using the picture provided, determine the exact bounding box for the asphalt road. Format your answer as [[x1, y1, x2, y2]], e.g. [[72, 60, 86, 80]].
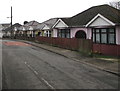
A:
[[0, 39, 2, 90], [2, 39, 119, 89]]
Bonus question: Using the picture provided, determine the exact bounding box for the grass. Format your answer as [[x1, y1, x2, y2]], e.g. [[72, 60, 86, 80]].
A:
[[92, 54, 120, 63]]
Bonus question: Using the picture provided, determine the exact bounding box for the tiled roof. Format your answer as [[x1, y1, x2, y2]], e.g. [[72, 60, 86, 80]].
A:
[[60, 18, 71, 27], [4, 23, 22, 32], [1, 24, 11, 27], [36, 23, 45, 30], [43, 18, 59, 29], [24, 21, 40, 26], [23, 21, 40, 31], [0, 23, 11, 31], [69, 4, 120, 27]]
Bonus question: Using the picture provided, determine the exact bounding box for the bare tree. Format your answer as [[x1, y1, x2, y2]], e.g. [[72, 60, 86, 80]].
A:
[[109, 1, 120, 10], [24, 21, 28, 25]]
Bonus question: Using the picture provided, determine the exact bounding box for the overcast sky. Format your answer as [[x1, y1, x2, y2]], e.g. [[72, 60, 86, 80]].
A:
[[0, 0, 117, 25]]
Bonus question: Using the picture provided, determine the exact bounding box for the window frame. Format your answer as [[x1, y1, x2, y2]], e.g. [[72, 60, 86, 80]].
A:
[[57, 29, 70, 38], [92, 28, 116, 44], [46, 30, 52, 37]]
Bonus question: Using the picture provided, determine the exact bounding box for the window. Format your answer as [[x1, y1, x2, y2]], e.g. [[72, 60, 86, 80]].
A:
[[57, 29, 70, 38], [92, 30, 95, 42], [108, 29, 115, 44], [92, 28, 116, 44], [101, 29, 107, 43], [46, 31, 51, 37], [96, 29, 100, 43]]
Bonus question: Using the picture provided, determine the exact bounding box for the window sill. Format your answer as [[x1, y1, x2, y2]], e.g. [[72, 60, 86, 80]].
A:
[[93, 43, 116, 45]]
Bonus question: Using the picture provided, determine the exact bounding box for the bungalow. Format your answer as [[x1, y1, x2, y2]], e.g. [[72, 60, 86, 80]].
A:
[[36, 18, 70, 37], [12, 23, 22, 37], [52, 4, 120, 56], [18, 25, 28, 37], [0, 23, 10, 38], [36, 23, 45, 36], [41, 18, 59, 37], [21, 21, 40, 37], [4, 23, 21, 38], [52, 18, 71, 38]]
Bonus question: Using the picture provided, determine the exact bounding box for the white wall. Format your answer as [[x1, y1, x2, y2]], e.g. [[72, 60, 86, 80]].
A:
[[0, 33, 3, 38], [116, 26, 120, 45], [55, 20, 67, 28], [0, 25, 3, 38], [89, 16, 114, 27], [53, 29, 57, 37], [70, 28, 91, 39]]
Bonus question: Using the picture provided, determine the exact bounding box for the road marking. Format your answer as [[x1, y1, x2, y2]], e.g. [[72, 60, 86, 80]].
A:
[[24, 61, 55, 89], [25, 61, 27, 64], [3, 41, 31, 46], [41, 78, 55, 89], [34, 70, 38, 75]]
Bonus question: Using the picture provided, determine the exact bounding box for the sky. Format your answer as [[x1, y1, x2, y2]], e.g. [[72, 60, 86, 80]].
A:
[[0, 0, 117, 25]]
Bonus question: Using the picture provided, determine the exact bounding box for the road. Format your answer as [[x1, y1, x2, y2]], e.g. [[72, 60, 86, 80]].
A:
[[0, 39, 2, 90], [2, 39, 119, 89]]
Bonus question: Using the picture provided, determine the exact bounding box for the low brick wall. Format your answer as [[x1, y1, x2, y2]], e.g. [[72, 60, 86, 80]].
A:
[[93, 44, 120, 56]]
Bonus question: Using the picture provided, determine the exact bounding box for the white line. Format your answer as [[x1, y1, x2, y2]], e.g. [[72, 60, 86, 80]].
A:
[[41, 78, 55, 89], [27, 64, 30, 67], [25, 62, 38, 75], [24, 61, 55, 89], [24, 61, 27, 64], [34, 70, 38, 75]]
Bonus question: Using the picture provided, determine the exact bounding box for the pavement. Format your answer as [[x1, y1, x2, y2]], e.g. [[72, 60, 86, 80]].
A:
[[15, 39, 120, 76]]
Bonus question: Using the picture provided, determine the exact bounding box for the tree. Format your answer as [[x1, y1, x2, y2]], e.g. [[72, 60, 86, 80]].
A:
[[109, 1, 120, 10], [24, 21, 28, 25]]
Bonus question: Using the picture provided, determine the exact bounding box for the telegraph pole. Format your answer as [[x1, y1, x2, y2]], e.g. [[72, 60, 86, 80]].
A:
[[7, 0, 13, 38], [11, 6, 12, 27], [10, 6, 13, 38]]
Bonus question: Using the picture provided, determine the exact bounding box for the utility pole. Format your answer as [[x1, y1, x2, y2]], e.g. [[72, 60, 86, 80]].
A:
[[11, 6, 13, 37], [11, 6, 12, 27]]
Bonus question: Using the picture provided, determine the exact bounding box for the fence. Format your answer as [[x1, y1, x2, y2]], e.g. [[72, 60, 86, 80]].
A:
[[15, 36, 35, 41], [36, 36, 92, 55], [6, 36, 120, 56]]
